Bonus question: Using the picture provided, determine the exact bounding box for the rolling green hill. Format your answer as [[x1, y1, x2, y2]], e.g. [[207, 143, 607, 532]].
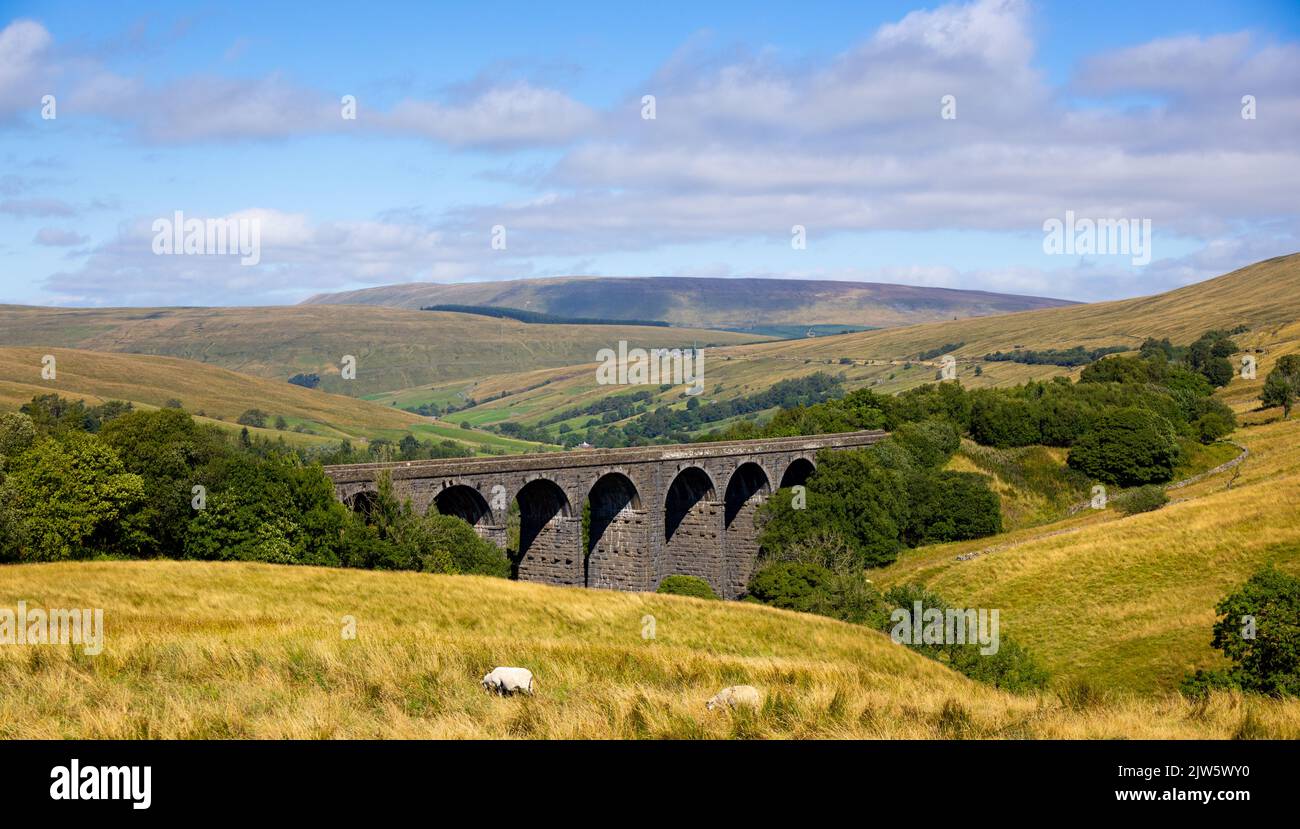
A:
[[302, 274, 1076, 329]]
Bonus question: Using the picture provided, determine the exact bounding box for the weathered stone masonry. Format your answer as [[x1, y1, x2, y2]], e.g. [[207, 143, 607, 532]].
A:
[[324, 430, 886, 599]]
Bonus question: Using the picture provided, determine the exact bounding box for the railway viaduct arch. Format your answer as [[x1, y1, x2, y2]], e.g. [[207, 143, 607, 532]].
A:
[[324, 430, 886, 599]]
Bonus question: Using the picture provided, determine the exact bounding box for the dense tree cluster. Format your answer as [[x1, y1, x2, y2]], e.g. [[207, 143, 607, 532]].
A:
[[1137, 329, 1243, 388], [983, 345, 1127, 367], [712, 347, 1235, 488], [753, 419, 1000, 571], [287, 373, 321, 389], [0, 397, 506, 577]]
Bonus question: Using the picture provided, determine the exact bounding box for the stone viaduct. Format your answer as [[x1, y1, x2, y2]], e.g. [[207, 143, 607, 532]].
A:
[[323, 430, 886, 599]]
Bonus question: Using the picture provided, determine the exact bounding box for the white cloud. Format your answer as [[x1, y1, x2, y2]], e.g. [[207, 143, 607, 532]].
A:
[[0, 19, 53, 117], [381, 82, 598, 148], [9, 1, 1300, 305]]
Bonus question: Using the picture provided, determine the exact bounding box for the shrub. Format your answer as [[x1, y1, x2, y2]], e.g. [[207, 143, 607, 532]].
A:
[[236, 409, 269, 428], [1067, 407, 1181, 486], [891, 419, 961, 469], [1116, 484, 1168, 515], [746, 561, 832, 612], [656, 574, 718, 600], [1194, 412, 1234, 444], [882, 584, 1049, 692]]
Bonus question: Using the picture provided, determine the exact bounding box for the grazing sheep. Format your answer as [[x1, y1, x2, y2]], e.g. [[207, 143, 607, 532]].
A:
[[706, 685, 762, 711], [481, 666, 536, 696]]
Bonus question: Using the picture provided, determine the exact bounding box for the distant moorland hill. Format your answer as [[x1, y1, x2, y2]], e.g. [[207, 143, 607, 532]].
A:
[[301, 275, 1076, 329], [0, 305, 763, 396], [429, 253, 1300, 440]]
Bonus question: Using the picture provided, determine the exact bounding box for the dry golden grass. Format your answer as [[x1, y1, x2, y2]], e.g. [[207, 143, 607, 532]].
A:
[[2, 559, 1300, 739]]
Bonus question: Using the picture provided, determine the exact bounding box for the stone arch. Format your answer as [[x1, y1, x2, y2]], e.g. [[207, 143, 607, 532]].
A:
[[662, 466, 722, 593], [513, 477, 581, 586], [585, 471, 647, 590], [724, 462, 771, 529], [778, 456, 816, 489], [432, 484, 492, 528], [723, 462, 772, 599], [431, 483, 506, 551], [342, 488, 379, 515]]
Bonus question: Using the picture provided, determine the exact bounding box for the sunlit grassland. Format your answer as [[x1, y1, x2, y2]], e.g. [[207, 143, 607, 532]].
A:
[[877, 416, 1300, 694], [2, 560, 1299, 739], [0, 346, 550, 455]]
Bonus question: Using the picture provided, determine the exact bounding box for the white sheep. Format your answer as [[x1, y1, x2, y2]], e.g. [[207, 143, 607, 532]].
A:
[[706, 684, 762, 711], [481, 666, 536, 696]]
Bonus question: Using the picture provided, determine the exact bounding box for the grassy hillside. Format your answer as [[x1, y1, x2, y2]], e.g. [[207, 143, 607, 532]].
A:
[[0, 305, 764, 396], [876, 413, 1300, 694], [732, 253, 1300, 366], [0, 347, 548, 454], [433, 254, 1300, 438], [302, 274, 1075, 329], [2, 559, 1298, 738]]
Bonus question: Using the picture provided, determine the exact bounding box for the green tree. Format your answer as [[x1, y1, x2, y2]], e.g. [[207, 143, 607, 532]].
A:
[[1262, 355, 1300, 418], [1194, 411, 1234, 444], [0, 432, 146, 561], [1184, 566, 1300, 697], [1201, 356, 1235, 388], [746, 561, 832, 612], [100, 409, 228, 555], [1067, 407, 1181, 486], [756, 447, 907, 569], [968, 394, 1040, 447], [0, 411, 37, 459], [904, 470, 1002, 546]]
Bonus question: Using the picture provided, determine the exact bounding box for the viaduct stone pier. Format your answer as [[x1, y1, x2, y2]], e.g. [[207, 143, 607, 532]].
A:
[[323, 430, 886, 599]]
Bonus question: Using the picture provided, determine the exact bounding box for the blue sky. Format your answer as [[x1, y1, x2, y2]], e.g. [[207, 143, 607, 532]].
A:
[[2, 0, 1298, 306]]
